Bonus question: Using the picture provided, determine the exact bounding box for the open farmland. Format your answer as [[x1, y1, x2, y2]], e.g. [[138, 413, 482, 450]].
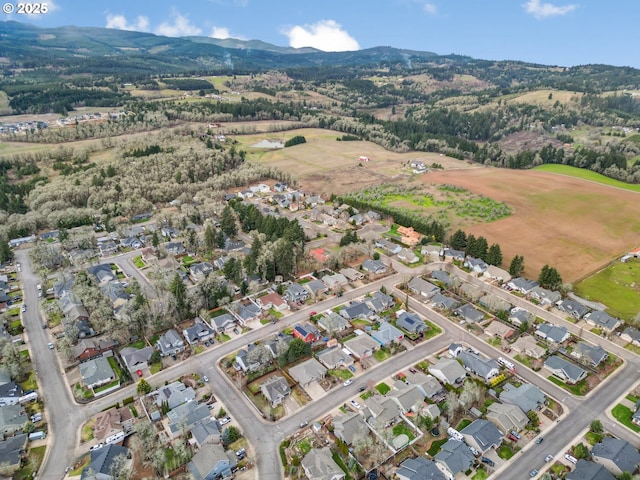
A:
[[534, 164, 640, 193], [574, 259, 640, 320], [422, 168, 640, 282], [238, 128, 477, 195]]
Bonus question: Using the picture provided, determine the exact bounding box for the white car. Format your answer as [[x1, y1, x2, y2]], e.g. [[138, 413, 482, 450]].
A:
[[350, 400, 361, 409], [20, 305, 26, 313], [220, 416, 232, 425], [48, 342, 54, 350], [89, 443, 104, 452], [343, 379, 353, 387]]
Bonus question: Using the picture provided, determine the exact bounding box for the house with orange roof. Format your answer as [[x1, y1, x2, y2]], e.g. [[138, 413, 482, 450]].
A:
[[309, 248, 330, 263], [397, 226, 422, 247]]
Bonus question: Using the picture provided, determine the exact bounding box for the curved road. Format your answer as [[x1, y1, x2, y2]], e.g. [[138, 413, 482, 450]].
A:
[[18, 249, 640, 480]]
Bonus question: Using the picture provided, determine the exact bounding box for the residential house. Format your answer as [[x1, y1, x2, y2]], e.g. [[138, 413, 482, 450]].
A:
[[164, 241, 186, 256], [461, 419, 502, 454], [264, 333, 293, 359], [0, 404, 27, 435], [431, 270, 453, 286], [362, 259, 387, 274], [621, 327, 640, 346], [317, 312, 349, 333], [213, 255, 230, 270], [261, 376, 291, 407], [235, 345, 263, 373], [365, 291, 395, 313], [535, 323, 570, 343], [431, 293, 459, 311], [255, 292, 288, 312], [506, 277, 539, 294], [585, 311, 621, 332], [398, 226, 421, 247], [529, 286, 561, 306], [332, 412, 370, 446], [363, 396, 401, 427], [396, 457, 446, 480], [429, 358, 467, 386], [98, 239, 119, 257], [301, 447, 346, 480], [81, 444, 130, 480], [570, 342, 608, 367], [187, 442, 237, 480], [544, 356, 587, 384], [365, 210, 381, 221], [389, 385, 425, 414], [458, 351, 500, 381], [340, 268, 363, 282], [509, 308, 533, 327], [156, 329, 185, 357], [454, 304, 485, 323], [210, 313, 236, 333], [191, 418, 222, 448], [305, 279, 328, 297], [233, 302, 262, 324], [154, 381, 196, 410], [87, 264, 118, 285], [72, 339, 106, 362], [591, 437, 640, 476], [398, 248, 420, 264], [371, 321, 404, 346], [100, 281, 130, 310], [557, 299, 590, 319], [80, 357, 117, 391], [434, 439, 475, 477], [511, 335, 546, 359], [500, 383, 546, 413], [404, 372, 445, 401], [443, 248, 465, 262], [288, 358, 327, 387], [316, 347, 354, 370], [120, 236, 142, 249], [449, 343, 464, 357], [421, 245, 443, 259], [484, 321, 515, 339], [322, 273, 349, 291], [120, 346, 155, 374], [465, 257, 489, 274], [166, 402, 210, 438], [183, 318, 215, 345], [340, 301, 373, 321], [375, 239, 402, 255], [0, 433, 27, 472], [342, 332, 380, 359], [309, 248, 330, 263], [293, 322, 320, 343], [486, 402, 528, 433], [396, 311, 427, 335], [408, 277, 440, 300], [92, 406, 133, 443], [483, 265, 512, 283], [189, 262, 213, 283], [285, 283, 309, 303], [349, 213, 365, 226], [565, 460, 616, 480], [479, 294, 511, 313], [421, 404, 441, 421]]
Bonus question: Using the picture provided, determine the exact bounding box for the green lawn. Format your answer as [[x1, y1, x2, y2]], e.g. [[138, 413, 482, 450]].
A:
[[472, 469, 489, 480], [424, 321, 442, 340], [107, 356, 123, 379], [534, 164, 640, 193], [15, 446, 46, 480], [611, 404, 640, 432], [20, 371, 38, 391], [373, 349, 391, 362], [497, 444, 515, 460], [375, 382, 391, 395], [456, 419, 472, 430], [548, 375, 588, 396], [427, 438, 447, 456], [574, 259, 640, 320], [132, 255, 145, 268], [392, 423, 415, 442], [360, 391, 373, 400], [329, 369, 353, 380], [150, 362, 162, 374]]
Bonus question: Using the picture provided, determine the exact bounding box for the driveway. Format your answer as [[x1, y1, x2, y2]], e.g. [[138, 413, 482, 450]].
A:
[[304, 381, 327, 401]]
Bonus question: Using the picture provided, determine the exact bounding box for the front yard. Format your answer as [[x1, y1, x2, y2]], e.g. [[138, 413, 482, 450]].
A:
[[611, 404, 640, 432]]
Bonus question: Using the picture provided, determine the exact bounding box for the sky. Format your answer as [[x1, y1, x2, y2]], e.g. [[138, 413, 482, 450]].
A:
[[3, 0, 639, 68]]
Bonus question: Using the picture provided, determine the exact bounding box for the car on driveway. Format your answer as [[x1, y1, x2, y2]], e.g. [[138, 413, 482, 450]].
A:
[[220, 416, 232, 425], [136, 370, 143, 377], [203, 375, 209, 383], [343, 379, 353, 387], [545, 454, 553, 463], [350, 400, 361, 409]]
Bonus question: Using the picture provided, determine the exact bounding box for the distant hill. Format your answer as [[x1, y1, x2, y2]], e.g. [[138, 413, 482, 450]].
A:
[[184, 36, 320, 55]]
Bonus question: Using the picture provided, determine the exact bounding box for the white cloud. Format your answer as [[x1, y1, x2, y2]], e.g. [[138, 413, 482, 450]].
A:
[[210, 26, 246, 40], [423, 2, 437, 14], [155, 10, 202, 37], [105, 14, 150, 32], [283, 20, 359, 52], [524, 0, 577, 19]]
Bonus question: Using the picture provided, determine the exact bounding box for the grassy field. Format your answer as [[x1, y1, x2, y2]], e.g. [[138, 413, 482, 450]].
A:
[[424, 168, 640, 282], [574, 259, 640, 320], [534, 164, 640, 193]]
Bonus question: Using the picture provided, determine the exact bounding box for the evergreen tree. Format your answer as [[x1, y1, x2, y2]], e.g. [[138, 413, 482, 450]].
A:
[[465, 234, 477, 256], [0, 237, 13, 263], [509, 255, 525, 277], [220, 205, 237, 237], [486, 243, 503, 266], [151, 230, 159, 249], [450, 229, 467, 250], [538, 264, 562, 290], [170, 273, 189, 320], [475, 236, 488, 260], [204, 223, 216, 252]]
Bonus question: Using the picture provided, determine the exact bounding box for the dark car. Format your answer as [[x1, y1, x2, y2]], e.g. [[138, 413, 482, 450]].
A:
[[358, 386, 366, 392]]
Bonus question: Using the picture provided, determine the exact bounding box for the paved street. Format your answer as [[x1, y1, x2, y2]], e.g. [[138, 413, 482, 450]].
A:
[[17, 249, 640, 480]]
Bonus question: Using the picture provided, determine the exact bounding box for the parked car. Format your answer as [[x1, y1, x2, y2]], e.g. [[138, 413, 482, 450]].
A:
[[545, 454, 553, 463], [535, 437, 544, 444], [220, 416, 232, 425], [136, 370, 143, 377], [47, 342, 54, 349], [409, 368, 417, 374], [203, 375, 209, 383], [565, 454, 578, 465], [506, 433, 518, 442], [510, 430, 521, 439], [480, 457, 495, 467], [236, 448, 246, 458], [343, 379, 353, 387], [20, 305, 26, 313], [529, 469, 538, 477], [358, 386, 366, 392], [350, 400, 361, 409], [299, 421, 308, 428], [89, 443, 104, 452]]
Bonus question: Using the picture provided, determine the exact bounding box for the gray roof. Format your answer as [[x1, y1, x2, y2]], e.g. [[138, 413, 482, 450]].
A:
[[397, 457, 446, 480], [544, 355, 587, 383], [156, 329, 184, 355], [183, 319, 214, 344], [81, 444, 129, 480], [573, 342, 608, 366], [408, 277, 440, 297], [188, 443, 237, 480], [591, 437, 640, 474], [191, 417, 222, 447], [343, 333, 379, 358], [372, 321, 404, 346], [455, 304, 484, 323], [120, 346, 154, 370], [461, 419, 502, 452], [305, 279, 328, 295], [301, 447, 346, 480], [429, 358, 467, 385], [509, 308, 533, 325], [285, 282, 308, 300], [0, 404, 27, 432], [536, 323, 570, 343], [260, 376, 291, 403], [458, 351, 500, 380], [166, 402, 210, 435], [586, 311, 620, 331], [341, 301, 373, 320], [434, 439, 475, 475], [405, 372, 444, 399], [80, 357, 115, 387], [558, 299, 590, 318], [397, 312, 427, 334], [500, 383, 546, 413], [623, 327, 640, 342], [155, 381, 196, 409], [508, 277, 539, 292], [566, 460, 616, 480], [430, 270, 452, 285], [362, 259, 387, 273], [211, 313, 236, 331], [443, 248, 465, 260], [389, 385, 425, 412], [288, 358, 327, 386], [431, 293, 459, 310], [332, 412, 369, 445], [317, 312, 349, 332], [0, 433, 27, 467]]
